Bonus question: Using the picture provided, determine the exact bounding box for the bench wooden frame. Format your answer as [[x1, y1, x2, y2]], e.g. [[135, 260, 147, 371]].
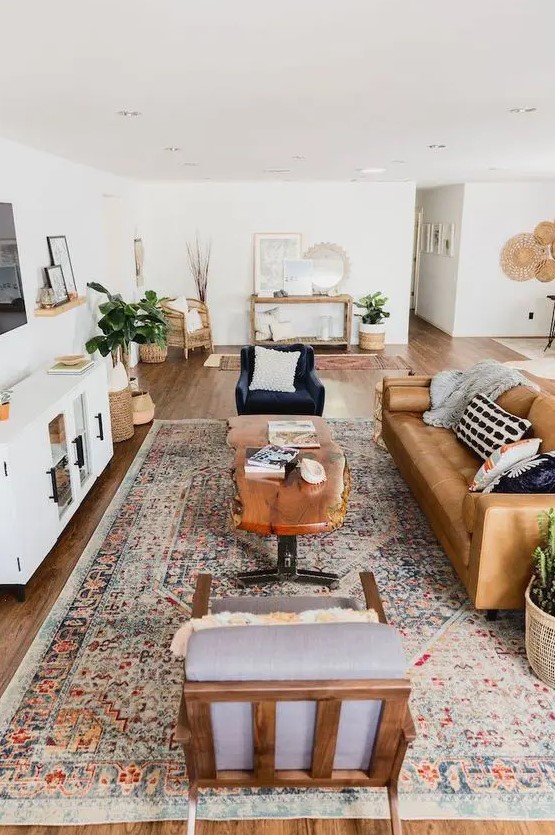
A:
[[175, 572, 415, 835]]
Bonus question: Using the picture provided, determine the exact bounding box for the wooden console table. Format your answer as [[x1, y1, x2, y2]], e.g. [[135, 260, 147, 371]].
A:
[[250, 294, 353, 350]]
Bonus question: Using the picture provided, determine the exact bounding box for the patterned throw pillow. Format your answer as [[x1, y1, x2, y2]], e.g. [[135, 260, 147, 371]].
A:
[[249, 346, 301, 393], [254, 307, 279, 339], [484, 451, 555, 494], [455, 393, 532, 459], [469, 437, 541, 492]]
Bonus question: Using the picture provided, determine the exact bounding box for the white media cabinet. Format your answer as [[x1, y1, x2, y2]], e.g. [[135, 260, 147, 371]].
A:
[[0, 362, 113, 600]]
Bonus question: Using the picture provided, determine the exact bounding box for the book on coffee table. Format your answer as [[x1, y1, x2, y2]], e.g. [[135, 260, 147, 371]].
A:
[[268, 420, 320, 448], [245, 445, 298, 476]]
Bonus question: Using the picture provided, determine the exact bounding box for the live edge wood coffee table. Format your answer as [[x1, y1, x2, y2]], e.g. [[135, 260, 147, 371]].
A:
[[227, 415, 350, 588]]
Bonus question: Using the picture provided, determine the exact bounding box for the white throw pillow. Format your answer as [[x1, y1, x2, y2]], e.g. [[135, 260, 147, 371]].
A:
[[249, 346, 300, 393], [270, 320, 293, 342], [166, 296, 189, 315], [469, 437, 541, 492], [186, 308, 203, 333], [254, 307, 279, 339]]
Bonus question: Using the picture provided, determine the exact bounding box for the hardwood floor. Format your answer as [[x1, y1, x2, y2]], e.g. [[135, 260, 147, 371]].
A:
[[0, 315, 552, 835]]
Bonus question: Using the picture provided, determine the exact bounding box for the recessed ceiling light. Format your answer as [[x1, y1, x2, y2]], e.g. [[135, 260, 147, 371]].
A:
[[182, 161, 199, 167], [117, 110, 141, 117], [291, 155, 306, 161], [357, 167, 386, 174], [264, 168, 291, 174], [390, 159, 407, 165], [508, 107, 537, 114], [164, 146, 181, 152], [427, 144, 447, 150]]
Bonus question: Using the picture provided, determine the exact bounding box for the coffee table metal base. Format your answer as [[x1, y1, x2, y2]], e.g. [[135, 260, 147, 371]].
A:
[[237, 534, 339, 589]]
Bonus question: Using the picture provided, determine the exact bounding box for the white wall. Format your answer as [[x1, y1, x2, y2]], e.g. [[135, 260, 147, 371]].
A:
[[135, 182, 416, 345], [0, 137, 136, 389], [454, 182, 555, 337], [416, 185, 464, 334]]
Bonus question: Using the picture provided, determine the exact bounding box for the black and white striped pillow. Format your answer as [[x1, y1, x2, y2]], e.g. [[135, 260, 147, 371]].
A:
[[455, 393, 532, 459]]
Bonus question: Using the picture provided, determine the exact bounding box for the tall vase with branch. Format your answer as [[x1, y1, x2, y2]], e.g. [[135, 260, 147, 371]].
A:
[[186, 234, 211, 303]]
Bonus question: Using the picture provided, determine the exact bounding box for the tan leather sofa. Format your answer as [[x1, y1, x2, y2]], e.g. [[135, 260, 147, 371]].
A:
[[382, 376, 555, 613]]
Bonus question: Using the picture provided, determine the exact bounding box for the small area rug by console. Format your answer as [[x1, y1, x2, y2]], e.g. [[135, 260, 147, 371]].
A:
[[0, 420, 554, 825], [204, 353, 412, 372]]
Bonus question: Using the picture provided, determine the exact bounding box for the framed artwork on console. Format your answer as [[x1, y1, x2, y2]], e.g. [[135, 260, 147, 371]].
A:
[[253, 232, 302, 295], [45, 265, 69, 306], [47, 235, 77, 297]]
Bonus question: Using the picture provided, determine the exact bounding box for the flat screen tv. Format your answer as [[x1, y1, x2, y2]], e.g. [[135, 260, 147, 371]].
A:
[[0, 203, 27, 336]]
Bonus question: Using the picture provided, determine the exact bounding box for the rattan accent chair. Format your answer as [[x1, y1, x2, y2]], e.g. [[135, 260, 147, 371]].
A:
[[176, 572, 415, 835], [161, 299, 213, 359]]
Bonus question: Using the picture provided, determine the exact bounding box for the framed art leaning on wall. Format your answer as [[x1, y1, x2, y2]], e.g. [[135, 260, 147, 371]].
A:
[[47, 235, 77, 297], [253, 232, 302, 295]]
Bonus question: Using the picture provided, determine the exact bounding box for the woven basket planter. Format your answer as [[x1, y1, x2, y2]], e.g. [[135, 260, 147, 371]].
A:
[[139, 343, 168, 363], [525, 580, 555, 688], [132, 390, 155, 425], [359, 330, 385, 351], [109, 387, 134, 443]]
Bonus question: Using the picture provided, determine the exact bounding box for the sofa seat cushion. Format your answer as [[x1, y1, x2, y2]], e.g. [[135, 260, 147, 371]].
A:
[[244, 387, 316, 415], [211, 595, 363, 615]]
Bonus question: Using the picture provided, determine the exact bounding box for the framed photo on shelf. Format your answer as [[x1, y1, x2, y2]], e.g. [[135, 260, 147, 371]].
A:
[[441, 223, 455, 257], [45, 265, 69, 306], [47, 235, 77, 297], [253, 232, 302, 295]]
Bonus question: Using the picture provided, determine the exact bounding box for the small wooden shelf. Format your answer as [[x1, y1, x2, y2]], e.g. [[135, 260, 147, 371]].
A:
[[35, 297, 86, 317]]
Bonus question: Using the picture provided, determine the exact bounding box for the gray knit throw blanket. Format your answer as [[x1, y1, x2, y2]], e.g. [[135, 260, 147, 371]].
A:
[[422, 360, 538, 429]]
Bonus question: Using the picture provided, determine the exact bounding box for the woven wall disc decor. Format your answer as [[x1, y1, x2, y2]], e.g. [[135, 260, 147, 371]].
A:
[[500, 233, 546, 281], [535, 259, 555, 282], [534, 221, 555, 246]]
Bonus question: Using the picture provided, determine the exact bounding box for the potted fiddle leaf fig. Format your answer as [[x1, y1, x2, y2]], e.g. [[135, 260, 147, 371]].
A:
[[525, 508, 555, 687], [354, 291, 390, 350], [137, 290, 169, 364]]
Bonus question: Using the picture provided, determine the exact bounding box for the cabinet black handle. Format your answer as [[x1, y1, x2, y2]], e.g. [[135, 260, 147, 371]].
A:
[[72, 435, 85, 468], [96, 412, 104, 441], [47, 467, 59, 504]]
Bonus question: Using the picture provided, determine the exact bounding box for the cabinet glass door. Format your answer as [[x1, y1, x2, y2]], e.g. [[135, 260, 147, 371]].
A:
[[47, 414, 73, 518], [72, 393, 91, 487]]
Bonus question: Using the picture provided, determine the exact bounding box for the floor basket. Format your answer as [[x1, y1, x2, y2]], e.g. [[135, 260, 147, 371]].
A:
[[359, 331, 385, 351], [109, 387, 134, 443], [132, 390, 155, 425], [139, 343, 168, 363], [525, 581, 555, 688]]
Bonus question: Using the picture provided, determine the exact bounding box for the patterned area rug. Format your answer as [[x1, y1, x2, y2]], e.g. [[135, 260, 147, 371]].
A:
[[204, 353, 413, 372], [0, 420, 554, 825]]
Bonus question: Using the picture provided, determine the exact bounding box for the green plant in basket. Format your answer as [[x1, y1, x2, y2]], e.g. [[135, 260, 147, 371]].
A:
[[136, 290, 169, 348], [530, 508, 555, 617], [354, 292, 390, 325]]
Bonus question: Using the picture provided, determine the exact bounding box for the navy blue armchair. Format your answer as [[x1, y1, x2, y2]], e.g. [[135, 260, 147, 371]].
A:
[[235, 344, 325, 416]]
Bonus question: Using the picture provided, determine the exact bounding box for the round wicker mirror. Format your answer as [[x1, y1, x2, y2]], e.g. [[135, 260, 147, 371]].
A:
[[303, 242, 350, 293]]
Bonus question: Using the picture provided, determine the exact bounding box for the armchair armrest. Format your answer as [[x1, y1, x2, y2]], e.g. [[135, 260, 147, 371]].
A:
[[191, 573, 212, 618], [383, 386, 431, 413], [305, 367, 325, 415]]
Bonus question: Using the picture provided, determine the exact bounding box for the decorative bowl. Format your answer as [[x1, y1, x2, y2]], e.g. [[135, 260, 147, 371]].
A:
[[300, 457, 327, 484], [55, 354, 86, 366]]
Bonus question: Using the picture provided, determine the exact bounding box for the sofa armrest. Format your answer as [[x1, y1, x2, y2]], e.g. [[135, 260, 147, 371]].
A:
[[383, 386, 431, 413], [305, 368, 325, 415], [382, 375, 431, 391], [467, 493, 550, 609]]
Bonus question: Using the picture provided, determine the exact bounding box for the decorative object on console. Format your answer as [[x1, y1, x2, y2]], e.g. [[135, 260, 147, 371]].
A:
[[455, 393, 532, 460], [469, 437, 541, 492], [161, 297, 213, 359], [283, 258, 314, 295], [47, 235, 77, 297], [303, 242, 351, 293], [355, 291, 390, 351], [186, 232, 211, 303], [299, 456, 327, 484], [249, 344, 300, 393], [253, 232, 302, 295], [44, 264, 69, 306], [525, 508, 555, 687], [0, 388, 12, 421]]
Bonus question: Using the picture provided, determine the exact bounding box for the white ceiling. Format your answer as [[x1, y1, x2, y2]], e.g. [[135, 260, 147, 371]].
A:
[[2, 0, 555, 185]]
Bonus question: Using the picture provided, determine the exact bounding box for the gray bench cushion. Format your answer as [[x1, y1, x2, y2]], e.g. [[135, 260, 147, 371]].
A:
[[210, 595, 363, 615], [185, 622, 406, 771]]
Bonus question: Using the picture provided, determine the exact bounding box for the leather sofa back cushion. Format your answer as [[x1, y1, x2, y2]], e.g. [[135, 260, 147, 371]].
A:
[[495, 386, 538, 419], [528, 395, 555, 453]]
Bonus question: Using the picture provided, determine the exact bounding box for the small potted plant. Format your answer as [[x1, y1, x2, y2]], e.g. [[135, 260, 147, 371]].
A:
[[525, 508, 555, 687], [354, 292, 390, 351], [0, 389, 12, 421], [137, 290, 169, 364]]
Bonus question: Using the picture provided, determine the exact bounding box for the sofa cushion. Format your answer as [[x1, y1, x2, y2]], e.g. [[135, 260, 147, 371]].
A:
[[244, 387, 316, 415], [249, 345, 300, 393], [456, 393, 532, 459], [484, 451, 555, 494], [469, 437, 542, 492]]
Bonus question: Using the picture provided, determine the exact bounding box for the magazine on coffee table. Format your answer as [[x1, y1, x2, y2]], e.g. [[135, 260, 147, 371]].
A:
[[268, 420, 320, 448], [245, 445, 299, 475]]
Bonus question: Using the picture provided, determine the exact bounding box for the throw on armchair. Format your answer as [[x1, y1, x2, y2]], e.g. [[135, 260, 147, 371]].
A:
[[235, 344, 325, 416]]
